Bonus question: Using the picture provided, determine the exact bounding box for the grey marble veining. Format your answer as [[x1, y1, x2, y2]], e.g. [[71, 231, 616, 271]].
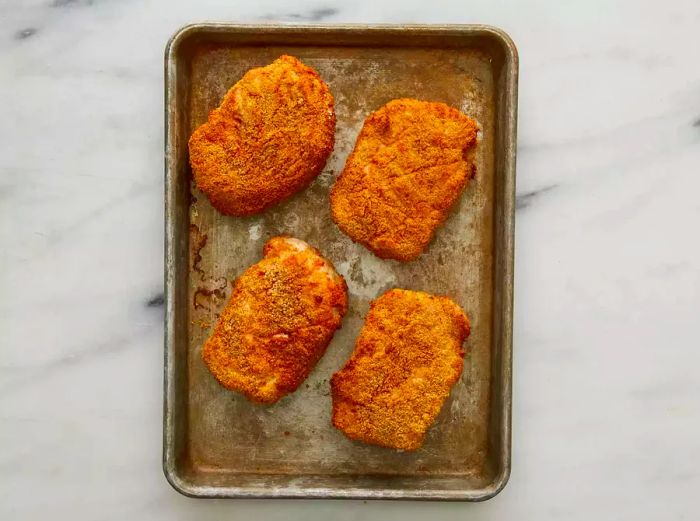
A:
[[1, 0, 699, 519]]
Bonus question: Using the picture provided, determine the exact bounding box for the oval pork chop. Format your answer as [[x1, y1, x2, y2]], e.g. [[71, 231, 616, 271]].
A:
[[202, 237, 348, 404]]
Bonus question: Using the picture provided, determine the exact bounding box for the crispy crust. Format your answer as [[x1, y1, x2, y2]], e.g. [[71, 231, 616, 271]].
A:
[[330, 98, 478, 261], [330, 289, 470, 450], [189, 55, 335, 215], [202, 237, 348, 404]]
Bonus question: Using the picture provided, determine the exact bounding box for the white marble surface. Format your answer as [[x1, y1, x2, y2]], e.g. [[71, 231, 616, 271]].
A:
[[2, 0, 700, 519]]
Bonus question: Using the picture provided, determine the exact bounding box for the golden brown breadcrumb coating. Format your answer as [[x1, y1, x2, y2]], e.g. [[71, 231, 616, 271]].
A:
[[202, 237, 348, 404], [189, 55, 335, 215], [331, 289, 469, 450], [330, 98, 478, 261]]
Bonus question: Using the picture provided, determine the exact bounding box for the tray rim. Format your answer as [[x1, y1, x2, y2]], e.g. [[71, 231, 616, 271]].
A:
[[163, 22, 518, 501]]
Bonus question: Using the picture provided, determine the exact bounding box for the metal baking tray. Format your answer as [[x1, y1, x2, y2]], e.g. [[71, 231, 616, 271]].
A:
[[164, 23, 517, 500]]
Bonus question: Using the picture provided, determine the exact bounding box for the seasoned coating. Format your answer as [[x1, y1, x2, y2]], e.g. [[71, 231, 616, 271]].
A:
[[202, 237, 348, 404], [189, 55, 335, 215], [330, 99, 478, 261], [331, 289, 469, 450]]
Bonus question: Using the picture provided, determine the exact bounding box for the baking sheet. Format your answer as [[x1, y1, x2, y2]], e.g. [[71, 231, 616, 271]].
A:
[[164, 24, 517, 500]]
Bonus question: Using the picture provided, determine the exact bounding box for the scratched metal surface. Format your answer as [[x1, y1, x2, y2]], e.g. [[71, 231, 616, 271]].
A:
[[164, 24, 517, 500]]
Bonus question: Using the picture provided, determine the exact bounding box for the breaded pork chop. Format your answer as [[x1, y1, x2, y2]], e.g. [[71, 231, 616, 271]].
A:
[[330, 99, 478, 261], [202, 237, 348, 404], [331, 289, 469, 450], [189, 55, 335, 216]]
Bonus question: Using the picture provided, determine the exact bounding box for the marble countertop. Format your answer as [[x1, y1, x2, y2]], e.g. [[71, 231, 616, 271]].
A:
[[2, 0, 699, 519]]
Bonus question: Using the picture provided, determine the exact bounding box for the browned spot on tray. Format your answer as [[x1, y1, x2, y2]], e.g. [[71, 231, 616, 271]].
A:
[[190, 223, 208, 278], [190, 223, 230, 312], [193, 277, 228, 310]]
